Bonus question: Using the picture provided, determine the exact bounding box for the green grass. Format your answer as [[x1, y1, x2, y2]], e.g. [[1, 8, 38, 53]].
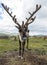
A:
[[28, 37, 47, 55], [0, 37, 47, 56], [29, 37, 47, 49], [0, 39, 19, 56]]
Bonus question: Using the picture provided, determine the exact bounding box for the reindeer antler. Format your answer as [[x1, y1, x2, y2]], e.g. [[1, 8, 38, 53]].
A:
[[27, 16, 36, 25], [25, 4, 41, 25], [1, 3, 21, 28], [1, 3, 41, 31]]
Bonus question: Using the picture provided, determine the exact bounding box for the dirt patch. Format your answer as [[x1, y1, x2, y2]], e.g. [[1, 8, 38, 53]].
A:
[[0, 50, 47, 65]]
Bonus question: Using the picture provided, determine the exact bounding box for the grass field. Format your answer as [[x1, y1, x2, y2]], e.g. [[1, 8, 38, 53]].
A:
[[0, 36, 47, 56]]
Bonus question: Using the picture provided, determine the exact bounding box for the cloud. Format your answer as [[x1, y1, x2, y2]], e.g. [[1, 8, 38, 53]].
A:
[[29, 31, 47, 36]]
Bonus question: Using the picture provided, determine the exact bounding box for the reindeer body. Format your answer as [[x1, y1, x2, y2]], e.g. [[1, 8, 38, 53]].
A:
[[18, 22, 29, 58], [1, 3, 41, 59]]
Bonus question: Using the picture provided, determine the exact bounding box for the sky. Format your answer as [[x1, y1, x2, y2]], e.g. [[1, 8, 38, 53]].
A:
[[0, 0, 47, 36]]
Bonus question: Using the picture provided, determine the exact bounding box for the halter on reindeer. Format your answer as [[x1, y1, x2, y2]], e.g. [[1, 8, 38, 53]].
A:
[[1, 3, 41, 59]]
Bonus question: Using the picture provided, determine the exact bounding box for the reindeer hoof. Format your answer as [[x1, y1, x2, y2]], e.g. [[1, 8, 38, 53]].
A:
[[21, 57, 24, 59]]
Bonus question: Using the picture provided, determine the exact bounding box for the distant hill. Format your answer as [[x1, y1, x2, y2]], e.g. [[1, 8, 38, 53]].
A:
[[0, 33, 17, 36], [0, 33, 8, 36]]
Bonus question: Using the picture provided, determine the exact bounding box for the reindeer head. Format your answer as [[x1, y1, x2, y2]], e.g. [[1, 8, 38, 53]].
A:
[[1, 3, 41, 42]]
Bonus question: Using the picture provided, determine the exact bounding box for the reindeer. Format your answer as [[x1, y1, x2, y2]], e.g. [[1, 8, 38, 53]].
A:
[[1, 3, 41, 59]]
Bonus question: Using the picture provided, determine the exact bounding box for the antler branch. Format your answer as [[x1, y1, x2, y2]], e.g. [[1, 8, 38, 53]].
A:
[[1, 3, 21, 28], [25, 4, 41, 25], [27, 16, 36, 25], [15, 25, 19, 29]]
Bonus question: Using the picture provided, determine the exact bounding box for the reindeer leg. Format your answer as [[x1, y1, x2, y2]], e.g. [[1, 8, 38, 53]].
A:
[[21, 41, 25, 59], [18, 40, 21, 57], [26, 37, 29, 49]]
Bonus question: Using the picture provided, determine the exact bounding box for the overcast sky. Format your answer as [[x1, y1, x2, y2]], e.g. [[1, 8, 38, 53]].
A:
[[0, 0, 47, 36]]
